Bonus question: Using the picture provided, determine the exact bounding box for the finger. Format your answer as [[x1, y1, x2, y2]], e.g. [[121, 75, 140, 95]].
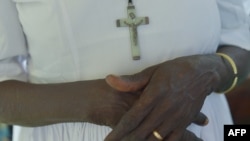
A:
[[193, 112, 209, 126], [120, 102, 175, 141], [150, 130, 167, 141], [146, 116, 180, 141], [105, 65, 158, 92], [148, 127, 183, 141], [148, 129, 203, 141], [144, 99, 198, 141], [104, 95, 155, 141], [105, 74, 149, 92]]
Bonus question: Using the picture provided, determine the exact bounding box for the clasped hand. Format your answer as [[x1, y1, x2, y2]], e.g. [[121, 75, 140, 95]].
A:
[[104, 55, 220, 141]]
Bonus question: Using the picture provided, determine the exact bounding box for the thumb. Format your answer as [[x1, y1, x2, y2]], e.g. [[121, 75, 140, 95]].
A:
[[105, 65, 158, 92]]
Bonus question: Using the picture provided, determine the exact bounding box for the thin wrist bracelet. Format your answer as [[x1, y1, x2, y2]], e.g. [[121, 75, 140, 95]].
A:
[[215, 53, 238, 94]]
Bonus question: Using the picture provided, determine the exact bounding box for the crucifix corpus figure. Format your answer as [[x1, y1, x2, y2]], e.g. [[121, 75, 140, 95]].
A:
[[116, 1, 149, 60]]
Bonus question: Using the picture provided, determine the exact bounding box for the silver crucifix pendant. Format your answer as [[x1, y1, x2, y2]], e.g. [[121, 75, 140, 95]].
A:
[[116, 2, 149, 60]]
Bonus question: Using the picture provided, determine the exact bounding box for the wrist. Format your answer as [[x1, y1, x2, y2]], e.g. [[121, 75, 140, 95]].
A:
[[215, 53, 238, 93], [175, 54, 234, 94]]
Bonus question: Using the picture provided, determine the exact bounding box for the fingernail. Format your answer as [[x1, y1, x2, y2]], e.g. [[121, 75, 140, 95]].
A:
[[204, 118, 209, 125]]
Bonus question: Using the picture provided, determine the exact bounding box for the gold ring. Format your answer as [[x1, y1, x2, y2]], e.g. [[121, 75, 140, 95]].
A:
[[153, 131, 163, 140]]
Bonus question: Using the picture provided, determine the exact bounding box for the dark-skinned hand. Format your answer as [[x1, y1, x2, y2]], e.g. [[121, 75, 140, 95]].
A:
[[87, 79, 207, 131], [104, 55, 221, 141]]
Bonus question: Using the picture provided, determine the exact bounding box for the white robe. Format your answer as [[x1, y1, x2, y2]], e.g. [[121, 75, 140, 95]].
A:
[[1, 0, 250, 141]]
